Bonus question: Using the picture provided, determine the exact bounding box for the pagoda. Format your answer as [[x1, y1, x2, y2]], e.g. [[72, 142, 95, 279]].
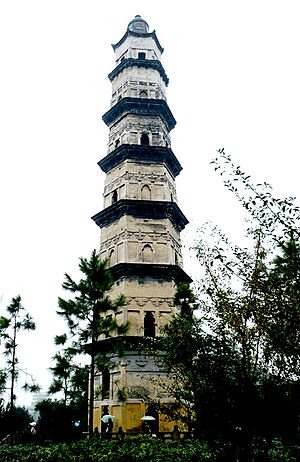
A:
[[91, 15, 191, 433]]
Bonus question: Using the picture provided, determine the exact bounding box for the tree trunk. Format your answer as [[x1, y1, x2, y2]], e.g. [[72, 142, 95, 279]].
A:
[[10, 317, 17, 412], [88, 344, 95, 438]]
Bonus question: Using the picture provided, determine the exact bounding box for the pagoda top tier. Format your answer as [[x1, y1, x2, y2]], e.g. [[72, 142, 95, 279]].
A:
[[127, 15, 149, 34], [112, 15, 164, 56]]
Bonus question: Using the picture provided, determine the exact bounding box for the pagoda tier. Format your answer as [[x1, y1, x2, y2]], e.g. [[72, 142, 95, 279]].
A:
[[92, 199, 188, 231], [98, 144, 182, 177], [108, 263, 192, 284], [102, 97, 176, 132], [108, 58, 169, 86]]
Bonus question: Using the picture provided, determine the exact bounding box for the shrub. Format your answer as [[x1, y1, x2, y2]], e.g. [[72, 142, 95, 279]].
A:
[[0, 436, 298, 461]]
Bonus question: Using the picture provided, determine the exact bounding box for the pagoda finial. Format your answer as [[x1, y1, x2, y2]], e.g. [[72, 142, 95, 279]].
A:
[[127, 15, 149, 34]]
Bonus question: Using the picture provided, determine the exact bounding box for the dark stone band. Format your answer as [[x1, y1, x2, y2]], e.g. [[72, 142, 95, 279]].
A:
[[98, 144, 182, 177]]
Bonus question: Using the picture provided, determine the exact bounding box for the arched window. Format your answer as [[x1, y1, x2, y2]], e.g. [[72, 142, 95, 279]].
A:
[[139, 90, 148, 98], [109, 249, 117, 266], [174, 250, 178, 265], [112, 190, 118, 204], [144, 312, 155, 337], [141, 133, 149, 145], [141, 184, 151, 200], [142, 244, 153, 262], [115, 139, 120, 148]]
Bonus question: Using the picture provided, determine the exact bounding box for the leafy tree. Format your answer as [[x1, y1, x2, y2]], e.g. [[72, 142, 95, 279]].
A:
[[49, 351, 88, 405], [57, 250, 129, 437], [265, 237, 300, 378], [211, 150, 300, 379], [0, 295, 39, 427], [0, 404, 33, 441], [0, 370, 7, 397], [48, 350, 89, 432], [159, 227, 299, 458], [211, 148, 300, 243], [35, 399, 80, 442], [159, 286, 240, 440]]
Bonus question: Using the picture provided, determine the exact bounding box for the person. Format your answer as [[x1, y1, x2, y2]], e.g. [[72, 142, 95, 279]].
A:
[[106, 417, 113, 439], [144, 422, 151, 435], [93, 426, 99, 437], [173, 424, 180, 440], [117, 426, 125, 439]]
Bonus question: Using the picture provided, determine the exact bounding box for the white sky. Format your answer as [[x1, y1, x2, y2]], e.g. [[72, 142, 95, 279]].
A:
[[0, 0, 300, 406]]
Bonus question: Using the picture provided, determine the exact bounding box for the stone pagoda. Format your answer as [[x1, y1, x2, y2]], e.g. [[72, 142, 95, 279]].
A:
[[91, 15, 191, 433]]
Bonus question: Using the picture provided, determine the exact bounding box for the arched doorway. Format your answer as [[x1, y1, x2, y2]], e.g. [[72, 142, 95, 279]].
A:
[[141, 133, 149, 145], [144, 312, 155, 338]]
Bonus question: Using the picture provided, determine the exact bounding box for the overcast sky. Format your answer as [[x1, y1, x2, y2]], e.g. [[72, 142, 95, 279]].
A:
[[1, 0, 300, 406]]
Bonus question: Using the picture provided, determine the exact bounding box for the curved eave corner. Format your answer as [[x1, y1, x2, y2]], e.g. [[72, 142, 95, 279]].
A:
[[112, 30, 164, 54]]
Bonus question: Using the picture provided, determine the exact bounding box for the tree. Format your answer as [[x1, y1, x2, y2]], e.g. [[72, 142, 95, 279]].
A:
[[0, 404, 33, 441], [159, 285, 240, 440], [49, 351, 88, 405], [141, 151, 299, 457], [159, 228, 299, 459], [265, 237, 300, 378], [211, 149, 300, 244], [0, 370, 7, 398], [211, 149, 300, 379], [0, 295, 39, 428], [57, 250, 129, 437], [48, 350, 89, 432], [35, 399, 79, 442]]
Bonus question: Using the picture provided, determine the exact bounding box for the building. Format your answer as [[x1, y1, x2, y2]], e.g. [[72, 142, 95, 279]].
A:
[[91, 15, 191, 433]]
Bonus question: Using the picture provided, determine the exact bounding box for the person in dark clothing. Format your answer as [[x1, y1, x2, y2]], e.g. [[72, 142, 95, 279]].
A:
[[117, 426, 125, 439], [106, 418, 113, 439]]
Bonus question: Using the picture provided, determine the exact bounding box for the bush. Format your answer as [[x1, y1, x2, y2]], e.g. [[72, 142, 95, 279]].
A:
[[0, 436, 298, 462], [0, 437, 216, 462]]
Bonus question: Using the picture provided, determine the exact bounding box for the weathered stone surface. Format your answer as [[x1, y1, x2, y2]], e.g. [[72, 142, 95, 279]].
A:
[[92, 16, 189, 433]]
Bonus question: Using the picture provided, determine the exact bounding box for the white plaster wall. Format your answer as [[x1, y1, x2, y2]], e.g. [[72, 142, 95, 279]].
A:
[[114, 34, 162, 63], [107, 114, 171, 153]]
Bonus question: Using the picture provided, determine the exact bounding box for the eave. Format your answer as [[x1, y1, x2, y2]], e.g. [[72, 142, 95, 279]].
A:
[[112, 30, 164, 54], [109, 262, 192, 284], [108, 58, 169, 86], [91, 199, 188, 231], [98, 144, 182, 177], [102, 97, 176, 132]]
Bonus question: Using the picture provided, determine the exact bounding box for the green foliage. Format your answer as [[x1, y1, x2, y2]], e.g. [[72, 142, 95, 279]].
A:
[[159, 285, 241, 438], [35, 399, 84, 443], [210, 150, 300, 379], [0, 437, 217, 462], [157, 150, 300, 453], [0, 295, 39, 413], [265, 237, 300, 376], [0, 405, 33, 440], [57, 250, 128, 355], [0, 437, 297, 462], [49, 351, 89, 406], [56, 250, 129, 437], [211, 149, 300, 243]]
